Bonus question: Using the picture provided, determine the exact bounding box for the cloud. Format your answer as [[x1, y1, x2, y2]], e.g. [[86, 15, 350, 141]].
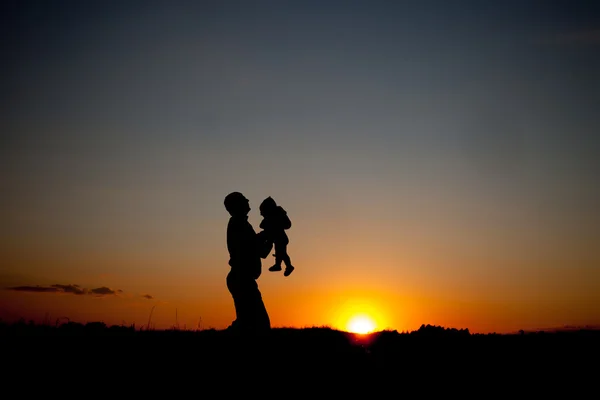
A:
[[51, 284, 87, 295], [142, 294, 154, 300], [6, 284, 122, 297], [89, 286, 120, 296], [8, 285, 61, 293]]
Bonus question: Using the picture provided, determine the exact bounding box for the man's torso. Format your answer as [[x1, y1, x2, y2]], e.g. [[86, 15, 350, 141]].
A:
[[227, 216, 261, 278]]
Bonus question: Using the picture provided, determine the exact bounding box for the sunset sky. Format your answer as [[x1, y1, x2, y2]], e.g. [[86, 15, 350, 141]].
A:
[[1, 0, 599, 334]]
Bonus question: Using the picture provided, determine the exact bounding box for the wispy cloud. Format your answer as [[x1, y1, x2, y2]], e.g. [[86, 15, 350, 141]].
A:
[[142, 294, 154, 300], [9, 285, 61, 293], [6, 284, 122, 297], [52, 284, 87, 295], [90, 287, 122, 296]]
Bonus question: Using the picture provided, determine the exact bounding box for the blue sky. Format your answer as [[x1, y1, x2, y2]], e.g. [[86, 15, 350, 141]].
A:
[[1, 0, 599, 332]]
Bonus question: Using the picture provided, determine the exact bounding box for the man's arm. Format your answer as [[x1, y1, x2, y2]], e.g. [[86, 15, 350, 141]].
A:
[[228, 218, 271, 264], [256, 230, 273, 259]]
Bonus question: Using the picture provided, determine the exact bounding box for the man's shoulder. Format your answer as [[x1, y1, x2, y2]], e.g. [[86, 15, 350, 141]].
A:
[[227, 216, 244, 231], [228, 216, 255, 234], [228, 215, 248, 224]]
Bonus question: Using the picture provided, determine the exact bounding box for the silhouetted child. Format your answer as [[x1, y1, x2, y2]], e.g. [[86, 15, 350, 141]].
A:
[[259, 196, 294, 277]]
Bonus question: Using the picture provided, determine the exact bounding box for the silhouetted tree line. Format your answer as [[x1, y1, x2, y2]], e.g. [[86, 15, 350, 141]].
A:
[[413, 323, 471, 337], [1, 318, 597, 338], [0, 318, 137, 336]]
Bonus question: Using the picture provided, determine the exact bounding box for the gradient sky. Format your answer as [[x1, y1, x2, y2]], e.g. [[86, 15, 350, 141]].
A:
[[1, 0, 599, 333]]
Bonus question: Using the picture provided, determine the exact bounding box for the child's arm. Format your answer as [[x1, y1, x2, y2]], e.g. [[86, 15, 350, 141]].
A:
[[280, 209, 292, 230]]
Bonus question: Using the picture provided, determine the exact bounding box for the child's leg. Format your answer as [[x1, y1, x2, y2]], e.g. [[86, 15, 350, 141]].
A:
[[279, 235, 294, 275], [281, 245, 294, 276], [274, 241, 284, 267], [280, 245, 292, 269], [268, 240, 284, 271]]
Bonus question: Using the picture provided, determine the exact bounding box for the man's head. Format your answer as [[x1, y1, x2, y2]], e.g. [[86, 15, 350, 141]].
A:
[[224, 192, 250, 217]]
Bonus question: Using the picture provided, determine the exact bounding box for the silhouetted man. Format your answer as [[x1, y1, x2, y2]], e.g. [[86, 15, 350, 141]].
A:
[[224, 191, 272, 334]]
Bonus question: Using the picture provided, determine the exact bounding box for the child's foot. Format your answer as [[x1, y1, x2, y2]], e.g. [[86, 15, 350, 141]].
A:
[[284, 265, 295, 277], [269, 264, 282, 272]]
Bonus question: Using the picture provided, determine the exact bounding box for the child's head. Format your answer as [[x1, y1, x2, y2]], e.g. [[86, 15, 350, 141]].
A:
[[259, 196, 277, 216], [224, 191, 250, 217]]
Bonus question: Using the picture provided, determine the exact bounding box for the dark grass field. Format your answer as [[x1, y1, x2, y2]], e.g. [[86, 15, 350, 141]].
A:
[[3, 321, 597, 395]]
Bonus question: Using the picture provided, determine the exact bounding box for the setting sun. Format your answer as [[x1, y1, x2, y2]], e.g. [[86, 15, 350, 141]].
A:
[[331, 296, 388, 334], [347, 315, 376, 334]]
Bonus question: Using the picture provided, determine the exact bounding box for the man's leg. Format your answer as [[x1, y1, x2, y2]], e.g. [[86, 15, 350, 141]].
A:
[[227, 271, 250, 331], [242, 278, 271, 333]]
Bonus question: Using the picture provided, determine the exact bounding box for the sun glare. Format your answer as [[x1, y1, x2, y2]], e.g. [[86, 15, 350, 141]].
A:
[[332, 296, 388, 334], [347, 315, 376, 334]]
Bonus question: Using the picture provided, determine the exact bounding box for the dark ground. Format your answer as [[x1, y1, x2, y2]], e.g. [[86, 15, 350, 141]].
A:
[[2, 321, 597, 395]]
